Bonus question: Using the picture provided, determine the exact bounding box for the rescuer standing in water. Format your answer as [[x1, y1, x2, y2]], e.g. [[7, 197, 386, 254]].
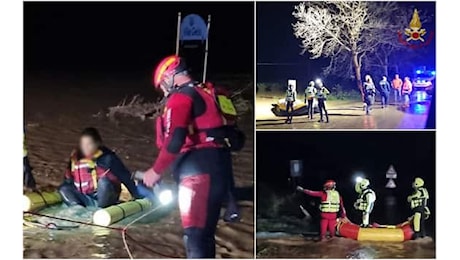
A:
[[142, 55, 245, 258], [297, 180, 347, 241], [285, 84, 296, 124], [407, 177, 430, 239], [304, 81, 317, 120], [354, 178, 376, 227]]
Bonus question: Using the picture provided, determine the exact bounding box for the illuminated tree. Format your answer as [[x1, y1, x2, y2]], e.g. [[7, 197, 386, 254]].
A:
[[292, 1, 405, 97]]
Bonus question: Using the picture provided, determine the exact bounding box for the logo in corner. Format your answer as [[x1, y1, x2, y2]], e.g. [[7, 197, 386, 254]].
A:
[[398, 9, 434, 49]]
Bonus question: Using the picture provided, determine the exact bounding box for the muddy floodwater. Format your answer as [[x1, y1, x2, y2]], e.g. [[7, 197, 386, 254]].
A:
[[255, 94, 431, 129], [23, 74, 254, 258], [257, 235, 435, 258]]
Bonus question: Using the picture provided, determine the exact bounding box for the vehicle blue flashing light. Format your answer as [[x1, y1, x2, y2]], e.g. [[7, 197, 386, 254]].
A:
[[416, 70, 422, 74]]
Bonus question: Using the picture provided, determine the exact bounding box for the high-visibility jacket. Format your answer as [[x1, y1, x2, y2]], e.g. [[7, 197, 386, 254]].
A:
[[316, 87, 330, 100], [392, 78, 403, 90], [305, 86, 317, 100], [355, 188, 376, 212], [319, 190, 341, 213], [285, 90, 296, 102], [303, 189, 346, 217], [408, 187, 429, 209]]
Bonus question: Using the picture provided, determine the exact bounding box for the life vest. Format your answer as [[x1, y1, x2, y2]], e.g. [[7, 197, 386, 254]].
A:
[[317, 87, 329, 99], [364, 83, 376, 95], [319, 190, 341, 213], [305, 86, 316, 99], [157, 82, 244, 152], [286, 90, 295, 102], [356, 189, 376, 211], [69, 150, 119, 194], [409, 187, 429, 209]]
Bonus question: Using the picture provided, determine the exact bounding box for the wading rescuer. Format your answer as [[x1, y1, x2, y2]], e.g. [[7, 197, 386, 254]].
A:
[[354, 178, 376, 227], [407, 177, 430, 239], [304, 81, 317, 120], [297, 180, 346, 241], [58, 128, 142, 208], [141, 55, 245, 258], [285, 84, 296, 124], [316, 80, 330, 123]]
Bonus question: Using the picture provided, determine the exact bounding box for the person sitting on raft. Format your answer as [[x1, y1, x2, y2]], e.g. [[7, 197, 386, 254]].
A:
[[58, 127, 142, 208]]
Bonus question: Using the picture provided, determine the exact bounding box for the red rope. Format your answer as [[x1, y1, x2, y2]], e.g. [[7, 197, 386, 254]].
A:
[[23, 211, 179, 258]]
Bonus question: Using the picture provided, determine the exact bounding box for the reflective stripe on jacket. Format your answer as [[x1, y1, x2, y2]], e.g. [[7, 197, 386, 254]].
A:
[[356, 189, 376, 211], [319, 190, 340, 213], [409, 187, 429, 209]]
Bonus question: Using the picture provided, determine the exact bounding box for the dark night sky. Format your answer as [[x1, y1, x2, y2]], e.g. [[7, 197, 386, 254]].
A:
[[24, 2, 254, 75], [257, 1, 436, 84], [257, 131, 435, 193]]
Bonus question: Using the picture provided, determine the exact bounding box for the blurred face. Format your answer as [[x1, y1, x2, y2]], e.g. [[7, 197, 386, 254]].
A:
[[395, 74, 400, 79], [80, 135, 98, 157], [382, 76, 387, 81]]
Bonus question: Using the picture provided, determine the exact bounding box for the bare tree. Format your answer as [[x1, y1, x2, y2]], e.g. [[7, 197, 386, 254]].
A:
[[292, 1, 403, 98]]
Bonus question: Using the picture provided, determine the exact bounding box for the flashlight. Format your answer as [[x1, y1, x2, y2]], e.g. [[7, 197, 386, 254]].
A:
[[355, 176, 363, 183], [315, 78, 322, 84], [133, 171, 173, 205]]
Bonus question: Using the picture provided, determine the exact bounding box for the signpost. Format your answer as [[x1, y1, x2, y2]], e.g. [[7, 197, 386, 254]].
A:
[[385, 164, 397, 189], [290, 160, 303, 190], [175, 13, 211, 82]]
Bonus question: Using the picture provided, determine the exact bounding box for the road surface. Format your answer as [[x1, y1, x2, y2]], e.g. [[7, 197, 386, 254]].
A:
[[256, 97, 431, 130]]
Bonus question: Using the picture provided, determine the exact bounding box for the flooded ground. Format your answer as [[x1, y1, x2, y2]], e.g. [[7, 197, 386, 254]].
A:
[[23, 74, 254, 258], [256, 191, 435, 259], [256, 235, 435, 258], [255, 95, 430, 129]]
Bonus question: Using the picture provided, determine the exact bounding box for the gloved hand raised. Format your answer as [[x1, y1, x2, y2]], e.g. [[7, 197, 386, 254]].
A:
[[296, 186, 304, 192]]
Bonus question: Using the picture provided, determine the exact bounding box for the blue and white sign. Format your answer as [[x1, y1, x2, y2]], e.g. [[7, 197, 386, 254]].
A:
[[180, 14, 208, 41]]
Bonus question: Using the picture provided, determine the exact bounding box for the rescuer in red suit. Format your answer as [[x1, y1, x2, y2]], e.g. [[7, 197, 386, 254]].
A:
[[142, 55, 244, 258], [297, 180, 347, 241]]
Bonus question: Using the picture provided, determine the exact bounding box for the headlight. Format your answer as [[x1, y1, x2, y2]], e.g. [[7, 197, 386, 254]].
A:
[[159, 189, 173, 205]]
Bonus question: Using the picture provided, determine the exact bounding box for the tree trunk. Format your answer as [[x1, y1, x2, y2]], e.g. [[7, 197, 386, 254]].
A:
[[352, 52, 364, 101], [383, 55, 389, 77]]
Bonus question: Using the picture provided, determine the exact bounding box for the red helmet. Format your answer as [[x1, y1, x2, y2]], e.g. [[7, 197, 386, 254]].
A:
[[152, 55, 187, 88], [323, 180, 336, 189]]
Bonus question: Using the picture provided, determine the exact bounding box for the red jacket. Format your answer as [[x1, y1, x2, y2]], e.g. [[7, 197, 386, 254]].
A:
[[303, 189, 347, 218], [153, 82, 230, 174]]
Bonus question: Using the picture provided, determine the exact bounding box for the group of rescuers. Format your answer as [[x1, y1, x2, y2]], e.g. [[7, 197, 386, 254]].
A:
[[23, 55, 247, 258], [296, 177, 430, 241], [284, 74, 415, 123]]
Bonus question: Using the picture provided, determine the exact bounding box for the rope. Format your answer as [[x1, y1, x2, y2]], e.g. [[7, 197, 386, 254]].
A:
[[121, 204, 163, 259], [24, 211, 124, 231], [24, 205, 178, 258]]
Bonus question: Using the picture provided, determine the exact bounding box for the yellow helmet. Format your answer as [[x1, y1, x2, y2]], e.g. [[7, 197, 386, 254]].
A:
[[355, 182, 362, 193], [413, 177, 424, 188], [360, 178, 370, 189]]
